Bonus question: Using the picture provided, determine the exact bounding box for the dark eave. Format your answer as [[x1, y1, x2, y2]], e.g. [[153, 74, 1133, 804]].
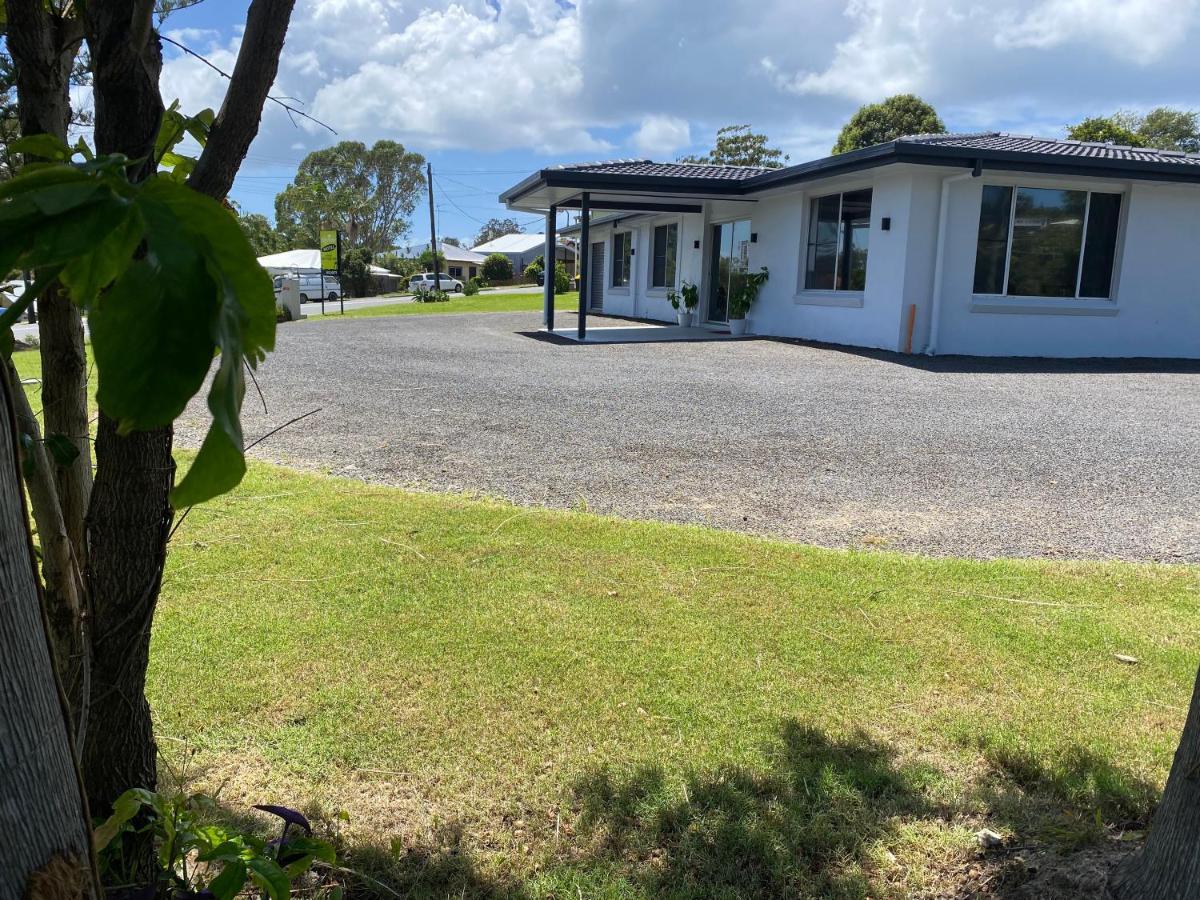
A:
[[502, 137, 1200, 210]]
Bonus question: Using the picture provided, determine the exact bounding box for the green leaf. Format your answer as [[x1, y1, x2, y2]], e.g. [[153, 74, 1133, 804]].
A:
[[21, 197, 134, 268], [10, 134, 73, 162], [90, 259, 217, 432], [170, 353, 246, 507], [60, 206, 143, 308], [93, 789, 152, 852], [206, 859, 248, 900], [44, 434, 80, 467], [246, 857, 290, 900]]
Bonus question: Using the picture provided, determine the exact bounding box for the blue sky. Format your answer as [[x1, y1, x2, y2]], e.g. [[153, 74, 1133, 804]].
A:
[[157, 0, 1200, 248]]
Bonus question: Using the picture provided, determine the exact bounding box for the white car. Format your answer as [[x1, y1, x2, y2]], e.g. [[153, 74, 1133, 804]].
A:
[[408, 273, 463, 293], [273, 273, 342, 302], [0, 279, 26, 309]]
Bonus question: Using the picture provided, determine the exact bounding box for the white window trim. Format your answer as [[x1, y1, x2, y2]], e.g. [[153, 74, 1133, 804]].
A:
[[971, 181, 1130, 309], [798, 185, 874, 297], [610, 229, 633, 294], [646, 216, 683, 294]]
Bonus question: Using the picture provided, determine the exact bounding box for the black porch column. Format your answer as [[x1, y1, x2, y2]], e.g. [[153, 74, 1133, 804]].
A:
[[543, 204, 556, 331], [578, 192, 590, 340]]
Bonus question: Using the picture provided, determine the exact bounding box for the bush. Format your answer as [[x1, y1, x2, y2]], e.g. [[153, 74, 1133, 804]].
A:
[[552, 261, 570, 294], [343, 247, 373, 297], [463, 279, 480, 296], [413, 286, 450, 303], [482, 252, 513, 281]]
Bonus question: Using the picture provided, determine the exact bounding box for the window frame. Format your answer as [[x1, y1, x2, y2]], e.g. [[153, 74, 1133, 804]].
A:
[[801, 187, 874, 295], [611, 230, 633, 290], [648, 220, 680, 291], [973, 181, 1127, 302]]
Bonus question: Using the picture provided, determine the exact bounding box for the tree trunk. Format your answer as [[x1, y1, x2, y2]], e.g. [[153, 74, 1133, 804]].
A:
[[5, 0, 92, 729], [82, 413, 174, 824], [80, 0, 170, 829], [0, 352, 98, 900], [1111, 666, 1200, 899]]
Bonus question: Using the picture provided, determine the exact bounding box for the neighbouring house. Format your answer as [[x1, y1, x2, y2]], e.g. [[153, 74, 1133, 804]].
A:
[[470, 232, 576, 278], [399, 241, 488, 282], [257, 249, 403, 293], [501, 133, 1200, 358]]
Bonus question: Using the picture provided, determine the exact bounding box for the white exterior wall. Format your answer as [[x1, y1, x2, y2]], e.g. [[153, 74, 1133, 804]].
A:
[[569, 167, 1200, 359], [933, 175, 1200, 358]]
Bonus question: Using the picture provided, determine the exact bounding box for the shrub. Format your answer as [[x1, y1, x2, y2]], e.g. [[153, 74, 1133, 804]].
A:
[[463, 279, 480, 296], [482, 252, 513, 281], [413, 286, 450, 303], [343, 247, 373, 297], [553, 261, 570, 294]]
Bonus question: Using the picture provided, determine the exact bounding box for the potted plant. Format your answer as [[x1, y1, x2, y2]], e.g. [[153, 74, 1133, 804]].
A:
[[727, 267, 768, 336], [681, 281, 699, 325], [668, 286, 693, 326]]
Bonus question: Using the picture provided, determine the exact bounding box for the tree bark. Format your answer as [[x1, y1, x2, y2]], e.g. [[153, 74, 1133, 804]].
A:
[[0, 352, 98, 900], [188, 0, 297, 200], [1111, 666, 1200, 899], [79, 0, 170, 827]]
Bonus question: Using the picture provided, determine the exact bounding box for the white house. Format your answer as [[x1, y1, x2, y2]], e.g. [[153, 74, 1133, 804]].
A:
[[398, 241, 488, 282], [471, 232, 575, 277], [501, 133, 1200, 358]]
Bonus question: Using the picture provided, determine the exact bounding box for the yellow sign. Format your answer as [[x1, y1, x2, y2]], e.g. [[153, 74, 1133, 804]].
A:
[[320, 229, 338, 272]]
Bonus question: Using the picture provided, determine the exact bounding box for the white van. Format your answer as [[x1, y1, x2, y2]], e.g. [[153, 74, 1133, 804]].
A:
[[273, 273, 342, 302]]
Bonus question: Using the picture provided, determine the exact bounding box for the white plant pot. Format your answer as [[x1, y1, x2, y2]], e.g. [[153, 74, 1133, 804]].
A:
[[728, 318, 748, 336], [676, 310, 693, 327]]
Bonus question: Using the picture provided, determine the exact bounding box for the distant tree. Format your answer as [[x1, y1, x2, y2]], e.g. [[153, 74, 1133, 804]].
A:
[[474, 217, 523, 246], [343, 247, 374, 297], [832, 95, 945, 154], [237, 212, 288, 256], [416, 248, 445, 271], [1138, 107, 1200, 153], [482, 252, 514, 281], [679, 124, 788, 168], [274, 140, 425, 252], [1066, 108, 1200, 153], [1067, 115, 1145, 147], [443, 236, 462, 247]]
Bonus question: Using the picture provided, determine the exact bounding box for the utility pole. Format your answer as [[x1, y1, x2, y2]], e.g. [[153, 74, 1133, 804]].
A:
[[426, 163, 441, 290]]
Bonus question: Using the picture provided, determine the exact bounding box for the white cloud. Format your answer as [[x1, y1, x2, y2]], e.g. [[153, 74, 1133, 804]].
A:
[[630, 115, 691, 158], [765, 0, 933, 101], [994, 0, 1197, 63]]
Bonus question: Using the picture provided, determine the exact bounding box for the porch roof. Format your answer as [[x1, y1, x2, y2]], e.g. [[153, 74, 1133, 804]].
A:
[[502, 132, 1200, 212]]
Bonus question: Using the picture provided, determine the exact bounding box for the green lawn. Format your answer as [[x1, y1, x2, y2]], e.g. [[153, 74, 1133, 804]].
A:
[[311, 290, 575, 320], [152, 461, 1199, 898]]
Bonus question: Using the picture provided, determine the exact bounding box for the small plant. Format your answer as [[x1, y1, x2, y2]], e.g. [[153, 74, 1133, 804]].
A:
[[728, 267, 769, 320], [681, 281, 700, 311], [462, 279, 480, 296], [667, 287, 681, 310], [96, 789, 339, 899], [412, 286, 450, 303]]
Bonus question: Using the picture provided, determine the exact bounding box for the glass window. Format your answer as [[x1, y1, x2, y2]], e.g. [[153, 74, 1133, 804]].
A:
[[651, 223, 678, 288], [612, 232, 632, 287], [804, 189, 873, 291], [972, 185, 1122, 299]]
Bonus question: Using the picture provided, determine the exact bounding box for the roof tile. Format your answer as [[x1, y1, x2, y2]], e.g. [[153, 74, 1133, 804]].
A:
[[902, 132, 1200, 166]]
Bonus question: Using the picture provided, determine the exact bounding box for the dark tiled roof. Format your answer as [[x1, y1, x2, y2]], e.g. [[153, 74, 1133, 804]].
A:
[[550, 159, 772, 180], [900, 132, 1200, 167]]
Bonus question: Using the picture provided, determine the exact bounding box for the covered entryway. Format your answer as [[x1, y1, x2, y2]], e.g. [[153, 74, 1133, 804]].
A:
[[589, 241, 605, 312]]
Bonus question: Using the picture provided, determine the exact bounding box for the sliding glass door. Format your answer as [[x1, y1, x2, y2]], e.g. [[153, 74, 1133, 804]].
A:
[[707, 219, 751, 323]]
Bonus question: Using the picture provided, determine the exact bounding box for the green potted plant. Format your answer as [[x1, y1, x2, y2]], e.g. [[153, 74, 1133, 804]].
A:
[[681, 281, 699, 326], [668, 286, 693, 327], [727, 267, 768, 335]]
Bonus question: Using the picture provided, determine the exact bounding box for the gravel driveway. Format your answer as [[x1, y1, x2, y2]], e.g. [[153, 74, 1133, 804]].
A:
[[177, 311, 1200, 561]]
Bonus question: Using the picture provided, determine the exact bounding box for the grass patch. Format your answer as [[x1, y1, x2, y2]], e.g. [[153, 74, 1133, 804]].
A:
[[313, 291, 574, 320], [152, 461, 1198, 898]]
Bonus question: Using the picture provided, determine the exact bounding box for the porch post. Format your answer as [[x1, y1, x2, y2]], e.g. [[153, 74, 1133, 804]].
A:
[[543, 204, 556, 331], [578, 192, 590, 340]]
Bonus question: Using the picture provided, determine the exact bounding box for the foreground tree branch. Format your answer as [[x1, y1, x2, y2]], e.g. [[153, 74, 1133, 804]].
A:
[[187, 0, 297, 200]]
